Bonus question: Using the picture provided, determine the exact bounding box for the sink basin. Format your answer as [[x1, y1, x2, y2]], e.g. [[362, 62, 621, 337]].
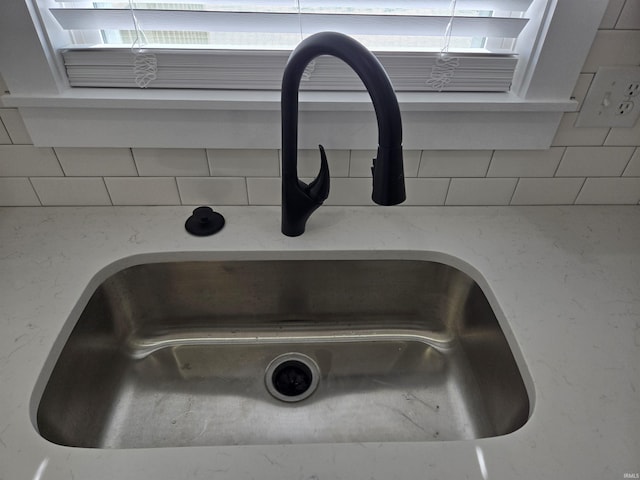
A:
[[36, 259, 530, 448]]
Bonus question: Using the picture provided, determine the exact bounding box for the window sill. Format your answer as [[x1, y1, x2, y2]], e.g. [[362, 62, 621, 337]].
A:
[[4, 88, 577, 112], [3, 89, 576, 150]]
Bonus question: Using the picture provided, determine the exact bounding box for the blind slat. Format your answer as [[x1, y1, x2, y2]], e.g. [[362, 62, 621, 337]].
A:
[[51, 9, 528, 39]]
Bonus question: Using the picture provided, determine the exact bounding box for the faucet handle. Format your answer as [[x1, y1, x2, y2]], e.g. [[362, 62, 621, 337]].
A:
[[306, 144, 330, 203]]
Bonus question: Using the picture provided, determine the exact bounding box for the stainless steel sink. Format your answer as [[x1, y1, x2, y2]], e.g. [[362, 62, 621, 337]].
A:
[[36, 260, 530, 448]]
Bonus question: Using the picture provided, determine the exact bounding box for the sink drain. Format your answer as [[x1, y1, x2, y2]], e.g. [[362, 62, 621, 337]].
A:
[[265, 353, 320, 402]]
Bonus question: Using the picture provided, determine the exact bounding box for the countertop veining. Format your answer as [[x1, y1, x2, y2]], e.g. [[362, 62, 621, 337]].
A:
[[0, 205, 638, 480]]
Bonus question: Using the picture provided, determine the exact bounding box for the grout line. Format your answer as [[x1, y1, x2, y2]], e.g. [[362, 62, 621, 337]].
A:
[[50, 147, 66, 176], [508, 178, 520, 205], [572, 177, 589, 204], [484, 151, 495, 177], [443, 178, 452, 205], [601, 126, 614, 146], [552, 147, 567, 177], [130, 148, 141, 176], [205, 149, 213, 176], [27, 177, 43, 206], [102, 177, 114, 205], [613, 0, 626, 28], [245, 176, 253, 205], [0, 116, 9, 144], [416, 150, 425, 177], [174, 177, 184, 205], [620, 146, 637, 176]]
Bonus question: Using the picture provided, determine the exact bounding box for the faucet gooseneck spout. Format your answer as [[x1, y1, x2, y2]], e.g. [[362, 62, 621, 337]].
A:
[[281, 31, 405, 237]]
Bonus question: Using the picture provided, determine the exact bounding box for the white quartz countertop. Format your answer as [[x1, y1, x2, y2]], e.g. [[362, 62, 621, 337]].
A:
[[0, 205, 638, 480]]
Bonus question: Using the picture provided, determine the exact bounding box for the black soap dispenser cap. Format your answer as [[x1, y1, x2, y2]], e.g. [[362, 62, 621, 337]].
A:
[[185, 206, 225, 236]]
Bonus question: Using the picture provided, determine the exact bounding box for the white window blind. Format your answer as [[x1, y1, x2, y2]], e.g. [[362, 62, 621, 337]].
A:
[[49, 0, 533, 91]]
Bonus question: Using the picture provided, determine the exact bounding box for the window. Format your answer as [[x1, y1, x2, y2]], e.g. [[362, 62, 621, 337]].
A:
[[0, 0, 611, 149], [51, 0, 530, 91]]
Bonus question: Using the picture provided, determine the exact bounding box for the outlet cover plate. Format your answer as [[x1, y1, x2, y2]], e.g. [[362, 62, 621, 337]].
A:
[[576, 66, 640, 128]]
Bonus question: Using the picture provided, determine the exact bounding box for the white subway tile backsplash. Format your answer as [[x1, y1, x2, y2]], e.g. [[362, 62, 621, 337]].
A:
[[552, 113, 610, 146], [582, 30, 640, 72], [323, 178, 373, 205], [446, 178, 518, 205], [0, 178, 40, 206], [0, 109, 32, 144], [511, 178, 585, 205], [31, 178, 111, 206], [404, 178, 450, 205], [600, 0, 626, 28], [177, 177, 248, 205], [105, 177, 180, 205], [488, 148, 564, 177], [296, 149, 351, 178], [616, 0, 640, 29], [575, 177, 640, 204], [55, 148, 137, 176], [0, 120, 10, 144], [250, 177, 450, 206], [296, 149, 349, 177], [246, 177, 280, 205], [401, 151, 422, 177], [556, 146, 635, 177], [605, 121, 640, 146], [208, 149, 279, 177], [405, 151, 422, 177], [623, 148, 640, 176], [0, 146, 63, 176], [133, 148, 209, 176], [348, 150, 376, 177], [418, 150, 491, 178], [350, 150, 420, 177]]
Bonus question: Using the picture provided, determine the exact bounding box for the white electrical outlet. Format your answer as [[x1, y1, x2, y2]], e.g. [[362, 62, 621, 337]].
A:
[[576, 66, 640, 128]]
